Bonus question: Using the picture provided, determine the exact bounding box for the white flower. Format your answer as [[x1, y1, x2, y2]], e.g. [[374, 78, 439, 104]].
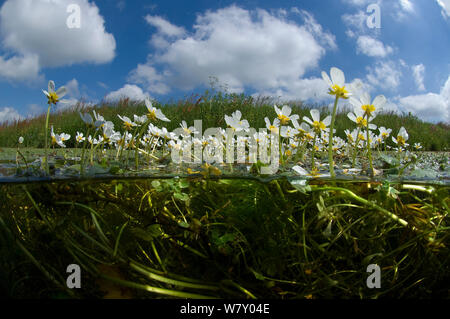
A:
[[50, 126, 68, 148], [18, 136, 24, 144], [303, 109, 331, 133], [264, 117, 280, 134], [392, 126, 409, 147], [76, 132, 85, 143], [349, 92, 386, 119], [321, 67, 351, 99], [180, 120, 199, 136], [347, 108, 377, 130], [43, 80, 67, 105], [118, 115, 137, 131], [225, 110, 249, 132], [378, 126, 392, 140], [145, 98, 170, 122], [274, 105, 299, 125], [134, 114, 148, 125]]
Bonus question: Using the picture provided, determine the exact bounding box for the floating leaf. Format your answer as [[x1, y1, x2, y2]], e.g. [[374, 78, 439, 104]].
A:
[[409, 169, 438, 179]]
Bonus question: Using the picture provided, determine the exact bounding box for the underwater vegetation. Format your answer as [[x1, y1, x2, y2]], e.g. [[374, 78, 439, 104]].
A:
[[0, 67, 448, 299]]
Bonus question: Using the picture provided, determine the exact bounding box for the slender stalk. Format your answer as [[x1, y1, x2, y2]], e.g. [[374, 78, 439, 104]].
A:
[[310, 186, 408, 227], [366, 126, 374, 178], [311, 134, 317, 170], [352, 127, 362, 168], [328, 96, 340, 178], [44, 104, 51, 175]]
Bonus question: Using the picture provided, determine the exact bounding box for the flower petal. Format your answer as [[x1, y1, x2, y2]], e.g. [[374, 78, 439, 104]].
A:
[[321, 71, 332, 87], [330, 67, 345, 86], [310, 109, 320, 123], [322, 115, 331, 126], [56, 86, 67, 98], [281, 105, 291, 116], [373, 95, 386, 109], [360, 92, 371, 106], [48, 80, 55, 93]]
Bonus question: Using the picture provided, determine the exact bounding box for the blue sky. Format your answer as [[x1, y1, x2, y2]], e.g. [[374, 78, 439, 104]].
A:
[[0, 0, 449, 123]]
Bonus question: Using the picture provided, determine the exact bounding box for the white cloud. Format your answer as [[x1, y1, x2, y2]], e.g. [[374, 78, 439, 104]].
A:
[[0, 107, 23, 123], [437, 0, 450, 18], [366, 60, 403, 91], [145, 15, 186, 38], [128, 63, 170, 94], [0, 0, 116, 81], [356, 35, 393, 57], [130, 6, 334, 99], [298, 10, 337, 50], [65, 78, 80, 97], [412, 64, 426, 91], [342, 0, 376, 6], [397, 75, 450, 123], [342, 10, 370, 38], [399, 0, 414, 13], [0, 54, 41, 81], [105, 84, 149, 102]]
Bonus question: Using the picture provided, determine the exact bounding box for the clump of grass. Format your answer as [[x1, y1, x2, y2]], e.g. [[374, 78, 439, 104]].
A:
[[1, 91, 449, 151], [1, 177, 448, 298]]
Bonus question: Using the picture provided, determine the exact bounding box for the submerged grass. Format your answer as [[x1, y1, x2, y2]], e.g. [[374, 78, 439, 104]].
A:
[[0, 176, 448, 298]]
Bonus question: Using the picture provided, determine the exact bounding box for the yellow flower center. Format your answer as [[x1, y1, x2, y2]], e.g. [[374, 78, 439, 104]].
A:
[[309, 167, 320, 176], [184, 128, 192, 135], [397, 136, 406, 146], [356, 117, 367, 127], [278, 114, 290, 125], [123, 122, 133, 131], [329, 84, 349, 99], [358, 133, 366, 141], [347, 134, 353, 142], [312, 121, 326, 132], [382, 132, 388, 139], [147, 110, 157, 121], [47, 92, 59, 105], [51, 136, 56, 144], [362, 104, 375, 116], [269, 125, 278, 134]]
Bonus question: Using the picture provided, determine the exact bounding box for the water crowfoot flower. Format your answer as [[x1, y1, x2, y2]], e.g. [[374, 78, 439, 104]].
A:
[[274, 105, 299, 125], [42, 80, 68, 175], [145, 98, 170, 122], [322, 67, 351, 179]]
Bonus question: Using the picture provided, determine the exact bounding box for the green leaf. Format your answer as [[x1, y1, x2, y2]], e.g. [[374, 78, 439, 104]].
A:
[[379, 154, 400, 168], [408, 169, 438, 179], [173, 192, 189, 201], [288, 178, 311, 194], [151, 180, 162, 191]]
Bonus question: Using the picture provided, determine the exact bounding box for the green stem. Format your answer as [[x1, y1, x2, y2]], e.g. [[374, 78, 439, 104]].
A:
[[80, 127, 91, 176], [366, 125, 374, 178], [352, 127, 362, 168], [311, 134, 317, 170], [44, 104, 51, 175], [328, 96, 340, 178], [310, 186, 408, 227]]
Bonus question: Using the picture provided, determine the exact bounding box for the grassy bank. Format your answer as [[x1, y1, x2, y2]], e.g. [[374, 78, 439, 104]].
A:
[[1, 90, 449, 151]]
